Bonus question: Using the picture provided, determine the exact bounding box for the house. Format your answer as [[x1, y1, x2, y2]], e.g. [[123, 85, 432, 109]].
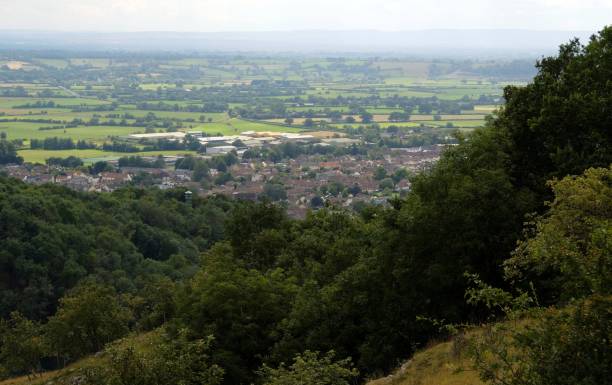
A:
[[206, 145, 237, 155]]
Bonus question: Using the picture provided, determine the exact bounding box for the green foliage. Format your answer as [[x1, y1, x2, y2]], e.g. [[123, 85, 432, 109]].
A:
[[175, 245, 297, 384], [86, 331, 224, 385], [45, 282, 131, 362], [373, 166, 387, 180], [263, 182, 287, 201], [467, 166, 612, 385], [90, 160, 114, 174], [46, 156, 83, 168], [469, 296, 612, 385], [0, 177, 233, 320], [464, 273, 534, 317], [504, 166, 612, 303], [378, 177, 394, 190], [495, 27, 612, 196], [259, 350, 358, 385], [225, 201, 289, 268], [1, 29, 612, 385], [0, 139, 23, 164], [0, 312, 45, 378]]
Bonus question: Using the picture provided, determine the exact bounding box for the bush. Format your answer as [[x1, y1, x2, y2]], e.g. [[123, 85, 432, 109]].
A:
[[259, 350, 358, 385]]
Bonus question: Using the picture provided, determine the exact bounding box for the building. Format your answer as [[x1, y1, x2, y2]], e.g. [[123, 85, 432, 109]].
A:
[[206, 145, 237, 155]]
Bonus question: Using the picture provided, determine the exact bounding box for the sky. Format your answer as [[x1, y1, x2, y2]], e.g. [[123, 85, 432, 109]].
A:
[[1, 0, 611, 32]]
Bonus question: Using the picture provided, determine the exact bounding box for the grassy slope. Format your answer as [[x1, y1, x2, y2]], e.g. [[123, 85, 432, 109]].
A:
[[1, 329, 486, 385], [368, 337, 485, 385], [0, 331, 161, 385]]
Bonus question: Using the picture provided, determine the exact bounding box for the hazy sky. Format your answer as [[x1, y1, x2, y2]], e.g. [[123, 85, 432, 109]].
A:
[[2, 0, 611, 31]]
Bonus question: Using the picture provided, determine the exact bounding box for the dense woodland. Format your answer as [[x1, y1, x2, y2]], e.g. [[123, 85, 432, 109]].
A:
[[0, 28, 611, 385]]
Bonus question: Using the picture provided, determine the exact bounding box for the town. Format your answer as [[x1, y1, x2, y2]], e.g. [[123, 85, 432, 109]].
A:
[[1, 130, 444, 217]]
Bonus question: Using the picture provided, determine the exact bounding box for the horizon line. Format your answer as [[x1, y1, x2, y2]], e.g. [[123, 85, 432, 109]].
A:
[[0, 28, 596, 34]]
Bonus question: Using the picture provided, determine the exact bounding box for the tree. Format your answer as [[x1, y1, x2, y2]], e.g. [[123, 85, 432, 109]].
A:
[[263, 182, 287, 201], [0, 140, 23, 164], [259, 351, 358, 385], [310, 195, 324, 208], [359, 111, 373, 124], [0, 312, 45, 379], [193, 161, 210, 182], [46, 283, 131, 363], [85, 331, 224, 385], [90, 161, 114, 174], [495, 27, 612, 197], [378, 177, 394, 190], [469, 296, 612, 385], [373, 166, 387, 180], [175, 247, 296, 384], [47, 156, 83, 168], [466, 166, 612, 385], [284, 117, 294, 125], [505, 166, 612, 304]]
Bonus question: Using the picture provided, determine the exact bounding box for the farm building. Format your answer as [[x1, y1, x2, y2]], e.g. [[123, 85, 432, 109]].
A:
[[206, 145, 237, 155]]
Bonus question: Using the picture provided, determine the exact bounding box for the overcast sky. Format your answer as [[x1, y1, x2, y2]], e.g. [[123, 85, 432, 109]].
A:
[[1, 0, 610, 32]]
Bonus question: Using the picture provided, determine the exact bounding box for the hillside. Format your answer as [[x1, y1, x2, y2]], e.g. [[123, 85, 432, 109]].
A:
[[367, 337, 484, 385], [0, 331, 162, 385], [0, 27, 610, 385], [0, 326, 486, 385], [0, 327, 485, 385]]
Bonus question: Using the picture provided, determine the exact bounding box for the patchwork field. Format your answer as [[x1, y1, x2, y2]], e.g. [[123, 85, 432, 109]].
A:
[[0, 54, 524, 163]]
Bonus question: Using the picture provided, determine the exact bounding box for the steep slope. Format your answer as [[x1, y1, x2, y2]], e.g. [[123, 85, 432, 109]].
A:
[[368, 335, 484, 385]]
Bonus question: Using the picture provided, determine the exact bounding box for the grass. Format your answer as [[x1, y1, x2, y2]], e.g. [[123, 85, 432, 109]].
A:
[[0, 328, 483, 385], [367, 337, 484, 385], [0, 97, 111, 108], [18, 149, 199, 164], [0, 331, 162, 385], [6, 117, 299, 163], [193, 118, 301, 135], [1, 123, 145, 141]]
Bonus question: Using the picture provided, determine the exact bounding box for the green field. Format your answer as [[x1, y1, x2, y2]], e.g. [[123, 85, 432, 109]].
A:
[[18, 149, 200, 164], [0, 122, 145, 142], [0, 54, 523, 163]]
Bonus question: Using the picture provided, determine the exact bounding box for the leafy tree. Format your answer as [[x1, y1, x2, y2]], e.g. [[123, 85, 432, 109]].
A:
[[193, 161, 210, 182], [495, 27, 612, 197], [263, 182, 287, 201], [89, 160, 114, 175], [466, 166, 612, 385], [373, 166, 387, 180], [378, 177, 394, 190], [46, 156, 83, 168], [175, 247, 296, 384], [359, 111, 373, 124], [45, 283, 131, 363], [85, 331, 224, 385], [0, 140, 23, 164], [505, 166, 612, 303], [310, 195, 324, 208], [0, 312, 45, 379], [469, 296, 612, 385], [259, 350, 358, 385]]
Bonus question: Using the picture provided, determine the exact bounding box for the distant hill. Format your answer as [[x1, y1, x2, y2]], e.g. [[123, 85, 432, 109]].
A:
[[0, 29, 594, 57]]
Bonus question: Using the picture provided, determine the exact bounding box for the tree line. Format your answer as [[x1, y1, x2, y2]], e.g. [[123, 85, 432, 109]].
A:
[[0, 27, 610, 385]]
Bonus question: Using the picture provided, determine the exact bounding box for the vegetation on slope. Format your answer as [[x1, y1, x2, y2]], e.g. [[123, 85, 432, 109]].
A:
[[0, 26, 610, 385]]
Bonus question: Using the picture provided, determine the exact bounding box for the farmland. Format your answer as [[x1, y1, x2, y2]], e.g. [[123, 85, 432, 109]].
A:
[[0, 53, 529, 163]]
